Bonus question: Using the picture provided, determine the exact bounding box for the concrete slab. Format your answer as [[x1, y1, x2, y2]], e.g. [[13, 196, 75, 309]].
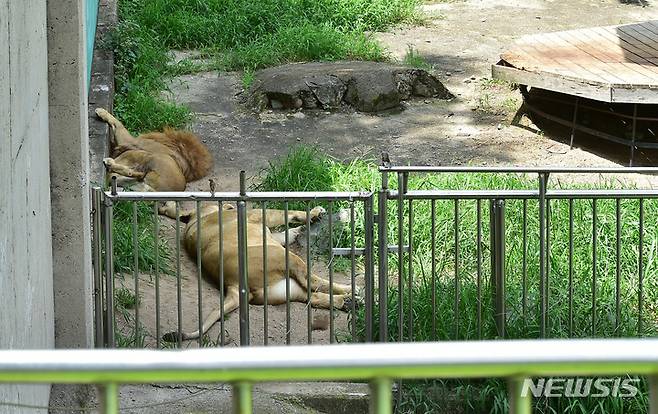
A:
[[113, 382, 369, 413]]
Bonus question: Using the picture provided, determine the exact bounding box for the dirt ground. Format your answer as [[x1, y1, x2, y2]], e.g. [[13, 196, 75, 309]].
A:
[[125, 0, 658, 350]]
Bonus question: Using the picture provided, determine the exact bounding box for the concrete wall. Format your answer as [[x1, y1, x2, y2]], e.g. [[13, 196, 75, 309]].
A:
[[48, 0, 95, 350], [0, 0, 55, 411]]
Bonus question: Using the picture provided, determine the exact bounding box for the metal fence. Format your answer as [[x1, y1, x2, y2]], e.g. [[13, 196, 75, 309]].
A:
[[92, 164, 658, 349], [92, 172, 375, 348], [1, 339, 658, 414], [377, 165, 658, 343]]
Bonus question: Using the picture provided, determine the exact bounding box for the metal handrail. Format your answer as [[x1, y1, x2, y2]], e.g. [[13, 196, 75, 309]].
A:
[[387, 189, 658, 200], [103, 190, 374, 202], [1, 340, 658, 414], [379, 166, 658, 174]]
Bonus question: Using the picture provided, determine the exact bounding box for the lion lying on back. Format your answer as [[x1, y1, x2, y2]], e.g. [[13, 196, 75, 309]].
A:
[[95, 107, 212, 216], [162, 203, 355, 342]]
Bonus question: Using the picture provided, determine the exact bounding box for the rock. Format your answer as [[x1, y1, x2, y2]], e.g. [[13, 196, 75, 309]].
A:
[[305, 75, 345, 109], [246, 61, 453, 113], [292, 112, 306, 119]]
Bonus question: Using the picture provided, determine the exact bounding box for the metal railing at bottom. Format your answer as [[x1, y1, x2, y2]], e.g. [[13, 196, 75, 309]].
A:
[[1, 339, 658, 414]]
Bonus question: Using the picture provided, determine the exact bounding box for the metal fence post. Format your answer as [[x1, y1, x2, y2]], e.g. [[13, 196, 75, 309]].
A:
[[538, 172, 549, 338], [233, 381, 253, 414], [102, 191, 115, 348], [490, 199, 506, 338], [508, 377, 531, 414], [237, 171, 250, 346], [91, 187, 105, 348], [650, 375, 658, 414], [378, 168, 389, 343], [364, 195, 375, 342], [99, 383, 119, 414], [369, 378, 393, 414]]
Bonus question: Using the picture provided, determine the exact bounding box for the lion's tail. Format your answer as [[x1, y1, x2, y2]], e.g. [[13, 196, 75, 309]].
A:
[[157, 128, 213, 181]]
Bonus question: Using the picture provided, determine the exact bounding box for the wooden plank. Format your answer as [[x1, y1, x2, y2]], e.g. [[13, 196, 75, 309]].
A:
[[491, 63, 613, 102], [583, 28, 658, 78], [549, 31, 635, 84], [537, 35, 621, 83], [557, 30, 657, 84], [505, 42, 582, 78], [611, 85, 658, 103], [523, 35, 608, 83], [501, 49, 546, 72], [614, 26, 658, 59], [590, 27, 654, 60], [638, 21, 658, 38], [601, 26, 658, 60], [621, 23, 658, 50]]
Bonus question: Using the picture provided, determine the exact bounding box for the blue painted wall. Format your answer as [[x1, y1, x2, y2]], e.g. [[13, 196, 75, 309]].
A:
[[86, 0, 100, 87]]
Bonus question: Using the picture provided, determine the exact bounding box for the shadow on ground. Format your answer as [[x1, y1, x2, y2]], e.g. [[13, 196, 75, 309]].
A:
[[619, 0, 649, 5], [514, 88, 658, 167]]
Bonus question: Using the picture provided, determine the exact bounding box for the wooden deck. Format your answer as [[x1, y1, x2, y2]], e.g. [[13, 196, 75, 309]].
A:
[[492, 20, 658, 103]]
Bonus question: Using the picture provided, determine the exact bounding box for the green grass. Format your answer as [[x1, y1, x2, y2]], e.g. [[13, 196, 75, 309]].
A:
[[115, 287, 140, 309], [260, 146, 658, 413], [253, 145, 339, 211], [113, 287, 147, 348], [403, 45, 431, 70], [111, 201, 171, 275], [110, 0, 420, 133]]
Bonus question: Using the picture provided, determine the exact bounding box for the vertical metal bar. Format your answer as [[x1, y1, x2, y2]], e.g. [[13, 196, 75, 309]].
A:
[[378, 172, 389, 343], [350, 202, 357, 341], [263, 203, 269, 346], [545, 198, 551, 336], [476, 199, 482, 340], [538, 172, 548, 338], [154, 203, 161, 348], [454, 199, 460, 339], [492, 199, 506, 338], [369, 378, 392, 414], [284, 201, 290, 345], [522, 199, 527, 329], [176, 202, 182, 348], [132, 203, 140, 348], [568, 198, 574, 338], [649, 375, 658, 414], [569, 96, 579, 149], [103, 198, 115, 348], [99, 383, 119, 414], [615, 198, 621, 335], [238, 171, 250, 346], [508, 377, 532, 414], [630, 103, 638, 167], [407, 199, 413, 341], [91, 188, 104, 348], [592, 199, 597, 336], [232, 382, 253, 414], [364, 196, 375, 342], [306, 203, 312, 344], [639, 198, 644, 336], [328, 201, 335, 344], [219, 201, 225, 347], [237, 199, 250, 346], [431, 199, 437, 341], [195, 201, 203, 347], [397, 172, 404, 342]]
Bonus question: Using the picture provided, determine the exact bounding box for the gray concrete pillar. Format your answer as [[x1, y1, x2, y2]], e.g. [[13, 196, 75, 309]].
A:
[[1, 0, 55, 411], [47, 0, 94, 349]]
